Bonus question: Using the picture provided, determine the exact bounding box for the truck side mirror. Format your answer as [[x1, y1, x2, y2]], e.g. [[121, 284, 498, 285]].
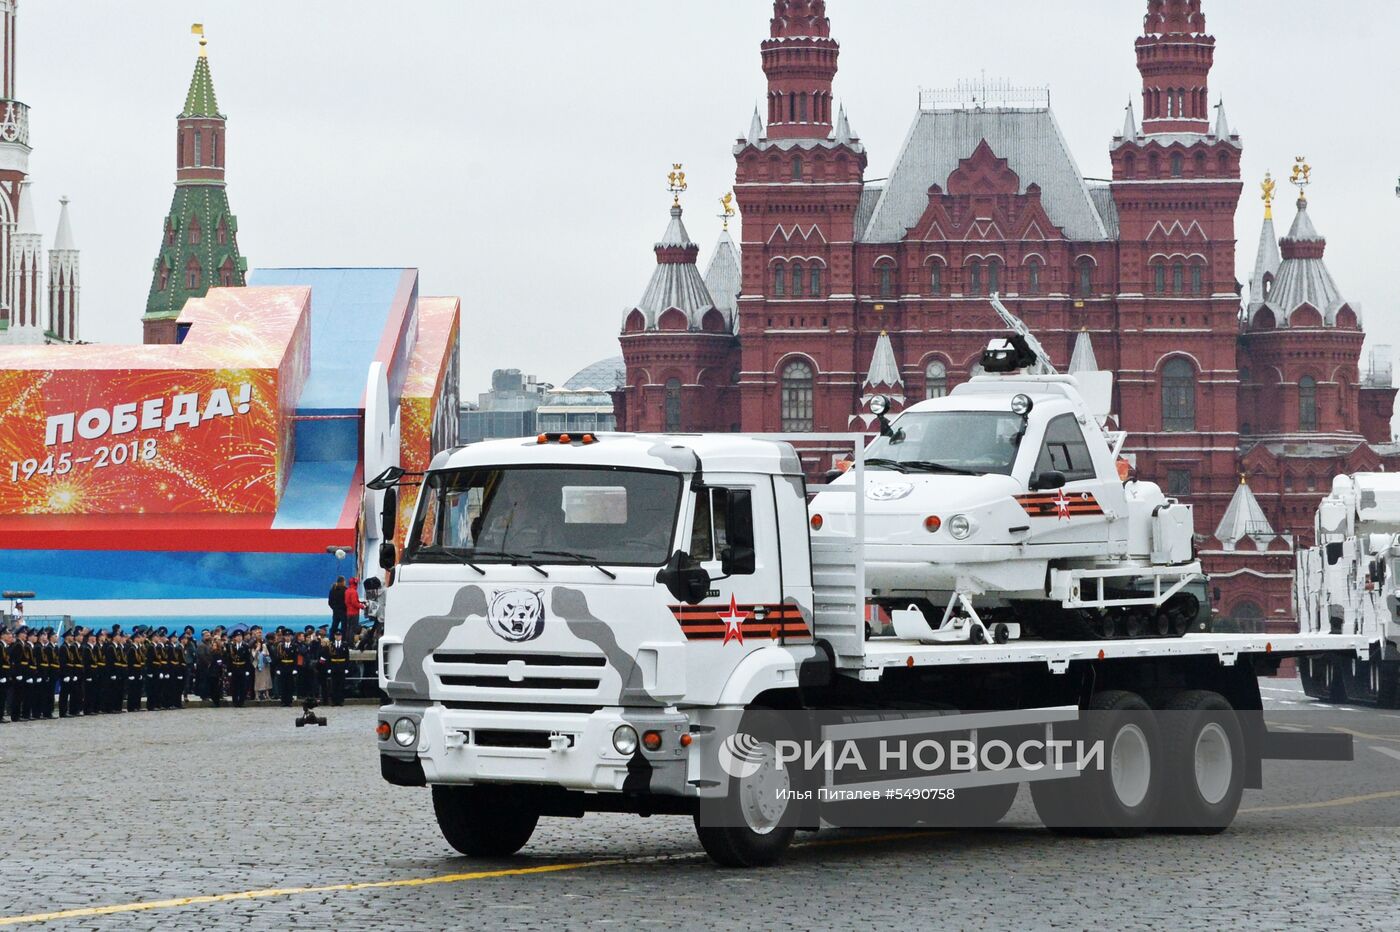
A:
[[379, 541, 397, 571], [1031, 470, 1066, 491], [656, 550, 709, 605], [382, 487, 398, 540], [1325, 542, 1344, 566]]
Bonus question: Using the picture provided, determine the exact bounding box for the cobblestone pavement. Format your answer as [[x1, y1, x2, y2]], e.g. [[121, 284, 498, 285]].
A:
[[3, 679, 1400, 930]]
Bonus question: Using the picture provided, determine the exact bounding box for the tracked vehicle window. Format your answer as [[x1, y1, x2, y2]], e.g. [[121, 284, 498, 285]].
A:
[[1035, 415, 1096, 482], [864, 411, 1023, 476], [406, 466, 682, 567]]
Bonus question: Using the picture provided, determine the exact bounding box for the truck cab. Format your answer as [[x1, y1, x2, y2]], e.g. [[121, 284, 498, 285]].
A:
[[376, 432, 824, 800]]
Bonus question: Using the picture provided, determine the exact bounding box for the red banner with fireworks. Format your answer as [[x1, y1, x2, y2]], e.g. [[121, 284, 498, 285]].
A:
[[0, 286, 310, 517]]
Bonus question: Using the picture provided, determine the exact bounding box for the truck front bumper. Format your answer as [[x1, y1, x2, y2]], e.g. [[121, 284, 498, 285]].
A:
[[377, 701, 694, 796]]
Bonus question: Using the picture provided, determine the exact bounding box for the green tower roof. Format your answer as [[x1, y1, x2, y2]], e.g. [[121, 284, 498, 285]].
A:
[[182, 53, 223, 119]]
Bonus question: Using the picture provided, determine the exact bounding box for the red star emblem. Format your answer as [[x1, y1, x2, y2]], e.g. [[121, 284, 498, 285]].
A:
[[718, 595, 748, 646], [1054, 489, 1072, 521]]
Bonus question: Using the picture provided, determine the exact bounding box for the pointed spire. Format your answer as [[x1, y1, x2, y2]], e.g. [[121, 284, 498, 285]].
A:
[[183, 28, 222, 118], [866, 330, 902, 388], [747, 105, 763, 145], [1285, 197, 1322, 243], [834, 104, 852, 143], [1215, 477, 1275, 548], [657, 205, 696, 250], [1213, 99, 1231, 139], [1120, 99, 1137, 139], [1247, 209, 1281, 313], [53, 197, 76, 251], [1069, 330, 1099, 373]]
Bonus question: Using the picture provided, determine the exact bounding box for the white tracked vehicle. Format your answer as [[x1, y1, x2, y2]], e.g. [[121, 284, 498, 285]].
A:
[[809, 297, 1202, 643], [1295, 473, 1400, 706]]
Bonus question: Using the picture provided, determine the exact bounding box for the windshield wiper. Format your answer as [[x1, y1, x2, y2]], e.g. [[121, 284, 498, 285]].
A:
[[901, 461, 983, 476], [863, 458, 909, 473], [445, 550, 486, 575], [415, 548, 486, 574], [531, 550, 618, 580], [468, 550, 550, 577]]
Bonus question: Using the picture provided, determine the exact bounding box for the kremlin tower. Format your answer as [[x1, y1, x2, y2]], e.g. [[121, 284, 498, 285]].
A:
[[143, 27, 248, 344], [0, 0, 81, 346]]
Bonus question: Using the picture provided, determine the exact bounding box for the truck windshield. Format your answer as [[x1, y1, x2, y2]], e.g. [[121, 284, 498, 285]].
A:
[[865, 411, 1024, 476], [404, 466, 683, 567]]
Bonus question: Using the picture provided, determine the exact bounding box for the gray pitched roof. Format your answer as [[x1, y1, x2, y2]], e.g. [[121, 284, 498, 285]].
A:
[[1215, 480, 1276, 547], [628, 205, 719, 330], [854, 184, 883, 239], [703, 230, 742, 333], [1087, 183, 1120, 239], [858, 107, 1108, 243], [1260, 200, 1349, 326]]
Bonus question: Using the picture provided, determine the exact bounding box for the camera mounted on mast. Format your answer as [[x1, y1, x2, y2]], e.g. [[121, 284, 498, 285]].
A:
[[980, 294, 1058, 376]]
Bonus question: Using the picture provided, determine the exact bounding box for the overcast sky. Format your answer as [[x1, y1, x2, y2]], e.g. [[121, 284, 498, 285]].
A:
[[22, 0, 1400, 396]]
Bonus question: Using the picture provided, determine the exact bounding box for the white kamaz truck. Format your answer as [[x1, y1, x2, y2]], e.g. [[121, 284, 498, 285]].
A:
[[372, 426, 1366, 867], [1295, 473, 1400, 707]]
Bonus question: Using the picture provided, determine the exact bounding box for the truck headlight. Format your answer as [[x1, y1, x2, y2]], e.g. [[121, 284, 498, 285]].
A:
[[612, 724, 639, 755], [949, 514, 975, 540], [1011, 394, 1034, 416], [393, 717, 418, 747]]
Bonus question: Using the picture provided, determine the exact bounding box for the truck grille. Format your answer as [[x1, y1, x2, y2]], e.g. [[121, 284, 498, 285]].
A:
[[431, 651, 606, 692]]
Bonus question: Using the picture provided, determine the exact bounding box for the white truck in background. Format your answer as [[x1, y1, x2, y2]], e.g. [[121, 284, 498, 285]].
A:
[[371, 424, 1366, 867], [1295, 473, 1400, 707]]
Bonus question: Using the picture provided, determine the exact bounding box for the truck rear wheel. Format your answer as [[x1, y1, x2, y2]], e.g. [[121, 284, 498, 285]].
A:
[[1298, 657, 1329, 700], [1377, 662, 1400, 710], [432, 785, 540, 857], [1030, 690, 1162, 836], [1157, 690, 1244, 834]]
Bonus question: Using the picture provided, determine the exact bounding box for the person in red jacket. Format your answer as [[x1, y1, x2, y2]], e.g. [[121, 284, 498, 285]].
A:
[[344, 576, 363, 639]]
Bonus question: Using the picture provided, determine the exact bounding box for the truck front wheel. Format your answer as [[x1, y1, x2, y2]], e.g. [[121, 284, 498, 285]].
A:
[[695, 710, 808, 868], [432, 784, 540, 857]]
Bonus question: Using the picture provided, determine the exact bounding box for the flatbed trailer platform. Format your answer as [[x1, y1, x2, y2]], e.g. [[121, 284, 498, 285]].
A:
[[850, 631, 1371, 679]]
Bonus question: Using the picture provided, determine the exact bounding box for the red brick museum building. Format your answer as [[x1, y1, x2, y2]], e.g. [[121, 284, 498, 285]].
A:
[[613, 0, 1399, 631]]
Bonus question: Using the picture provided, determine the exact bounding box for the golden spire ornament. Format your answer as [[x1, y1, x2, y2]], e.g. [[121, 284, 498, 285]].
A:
[[192, 23, 207, 57], [717, 192, 736, 231], [1290, 156, 1312, 203], [667, 163, 688, 207], [1260, 171, 1276, 220]]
